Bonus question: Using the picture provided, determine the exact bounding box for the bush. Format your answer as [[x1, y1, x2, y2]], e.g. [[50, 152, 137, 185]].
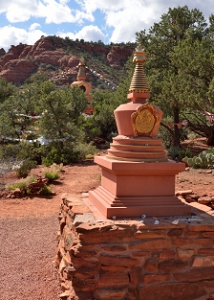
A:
[[167, 146, 192, 161], [73, 142, 97, 160], [8, 182, 28, 190], [16, 160, 36, 178], [44, 171, 60, 182], [183, 148, 214, 169], [40, 185, 52, 195], [7, 176, 37, 191]]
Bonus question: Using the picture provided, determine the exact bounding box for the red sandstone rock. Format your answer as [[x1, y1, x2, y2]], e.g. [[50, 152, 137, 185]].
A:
[[0, 59, 37, 83], [143, 273, 170, 284], [0, 37, 134, 84], [198, 196, 211, 205], [107, 45, 133, 67], [175, 189, 193, 196], [173, 267, 214, 282], [139, 283, 206, 300]]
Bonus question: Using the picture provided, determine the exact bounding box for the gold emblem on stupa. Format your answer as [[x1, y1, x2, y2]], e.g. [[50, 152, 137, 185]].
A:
[[131, 103, 158, 136]]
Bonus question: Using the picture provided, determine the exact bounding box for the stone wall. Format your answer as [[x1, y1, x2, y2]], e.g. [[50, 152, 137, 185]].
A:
[[55, 194, 214, 300]]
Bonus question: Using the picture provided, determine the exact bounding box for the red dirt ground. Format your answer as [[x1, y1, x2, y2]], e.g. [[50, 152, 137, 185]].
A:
[[0, 159, 214, 300]]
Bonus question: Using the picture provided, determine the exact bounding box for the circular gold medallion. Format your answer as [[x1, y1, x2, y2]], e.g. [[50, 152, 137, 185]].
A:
[[135, 109, 155, 134]]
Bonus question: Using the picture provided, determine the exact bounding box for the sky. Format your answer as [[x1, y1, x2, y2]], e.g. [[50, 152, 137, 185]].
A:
[[0, 0, 213, 52]]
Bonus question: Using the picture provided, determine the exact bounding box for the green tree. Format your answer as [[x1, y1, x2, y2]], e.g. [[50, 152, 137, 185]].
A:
[[90, 91, 119, 141], [170, 29, 214, 145], [0, 78, 16, 104], [38, 82, 88, 164], [136, 6, 209, 146]]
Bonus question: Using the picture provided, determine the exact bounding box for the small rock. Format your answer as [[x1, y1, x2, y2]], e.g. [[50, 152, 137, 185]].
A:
[[172, 219, 179, 224], [184, 195, 196, 203], [175, 190, 193, 196], [81, 192, 89, 198], [198, 197, 211, 205]]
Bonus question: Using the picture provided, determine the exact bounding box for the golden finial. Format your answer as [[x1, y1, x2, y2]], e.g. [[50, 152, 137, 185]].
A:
[[77, 57, 86, 81], [129, 45, 149, 94]]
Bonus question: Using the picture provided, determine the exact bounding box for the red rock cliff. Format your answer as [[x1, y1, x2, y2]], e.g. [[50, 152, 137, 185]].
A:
[[0, 37, 134, 84]]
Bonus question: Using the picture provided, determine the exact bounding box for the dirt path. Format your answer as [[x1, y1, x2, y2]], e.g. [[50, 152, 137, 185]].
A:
[[0, 160, 213, 299], [0, 216, 61, 300], [0, 162, 101, 300]]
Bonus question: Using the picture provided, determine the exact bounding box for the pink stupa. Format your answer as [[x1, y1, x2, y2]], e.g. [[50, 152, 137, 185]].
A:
[[89, 46, 191, 218]]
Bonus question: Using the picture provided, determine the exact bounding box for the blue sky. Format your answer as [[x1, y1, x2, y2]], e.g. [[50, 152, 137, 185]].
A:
[[0, 0, 213, 52]]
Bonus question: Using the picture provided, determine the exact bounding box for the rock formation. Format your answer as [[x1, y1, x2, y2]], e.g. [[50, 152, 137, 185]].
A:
[[0, 37, 135, 84]]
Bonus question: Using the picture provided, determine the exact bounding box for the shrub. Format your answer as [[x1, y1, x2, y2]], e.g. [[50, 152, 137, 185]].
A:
[[167, 146, 192, 161], [44, 171, 60, 182], [40, 185, 52, 195], [73, 142, 97, 160], [7, 176, 37, 191], [8, 182, 28, 190], [183, 148, 214, 169], [16, 160, 36, 178]]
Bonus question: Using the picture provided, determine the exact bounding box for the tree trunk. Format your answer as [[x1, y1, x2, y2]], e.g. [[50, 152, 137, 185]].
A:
[[173, 107, 180, 147], [207, 126, 214, 146]]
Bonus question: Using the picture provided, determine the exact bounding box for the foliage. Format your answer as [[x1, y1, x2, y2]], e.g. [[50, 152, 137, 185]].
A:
[[16, 160, 37, 178], [44, 171, 60, 182], [83, 91, 119, 142], [8, 182, 28, 190], [183, 148, 214, 169], [167, 146, 192, 161], [42, 163, 62, 182], [40, 185, 52, 195], [0, 78, 16, 104], [136, 6, 213, 146], [8, 176, 37, 190], [73, 142, 98, 160]]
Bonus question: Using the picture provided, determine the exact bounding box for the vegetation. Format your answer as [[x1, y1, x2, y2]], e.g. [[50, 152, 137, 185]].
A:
[[44, 171, 60, 182], [136, 6, 214, 147], [0, 6, 214, 172], [183, 149, 214, 169]]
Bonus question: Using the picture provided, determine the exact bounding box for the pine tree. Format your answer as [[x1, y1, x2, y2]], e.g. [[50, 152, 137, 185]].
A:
[[136, 6, 209, 146]]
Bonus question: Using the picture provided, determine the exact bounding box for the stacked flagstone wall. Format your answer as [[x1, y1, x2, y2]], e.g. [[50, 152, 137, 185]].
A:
[[55, 194, 214, 300]]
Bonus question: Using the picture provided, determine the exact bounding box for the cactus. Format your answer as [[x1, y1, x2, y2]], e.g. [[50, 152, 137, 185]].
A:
[[185, 148, 214, 169]]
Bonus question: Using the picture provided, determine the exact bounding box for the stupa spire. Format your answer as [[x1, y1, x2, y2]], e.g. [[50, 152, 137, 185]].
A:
[[128, 45, 150, 102], [77, 57, 86, 81]]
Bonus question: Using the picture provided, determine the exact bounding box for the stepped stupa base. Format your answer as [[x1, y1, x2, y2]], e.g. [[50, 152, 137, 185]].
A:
[[89, 156, 191, 219]]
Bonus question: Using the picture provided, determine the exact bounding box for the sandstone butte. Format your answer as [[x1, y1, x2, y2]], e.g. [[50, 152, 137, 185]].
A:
[[0, 36, 134, 84]]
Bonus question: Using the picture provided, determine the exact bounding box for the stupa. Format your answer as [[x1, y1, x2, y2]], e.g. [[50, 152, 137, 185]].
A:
[[89, 46, 191, 218], [71, 58, 94, 115]]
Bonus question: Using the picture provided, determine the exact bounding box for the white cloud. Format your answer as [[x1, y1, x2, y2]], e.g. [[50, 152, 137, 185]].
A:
[[0, 25, 46, 51], [58, 25, 105, 42], [0, 0, 213, 51], [29, 23, 41, 31], [79, 0, 214, 43], [2, 1, 41, 23], [0, 0, 93, 24]]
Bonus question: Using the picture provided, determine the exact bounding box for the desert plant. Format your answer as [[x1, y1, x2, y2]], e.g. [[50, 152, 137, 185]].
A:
[[73, 142, 97, 160], [16, 160, 36, 178], [167, 146, 192, 161], [40, 185, 52, 195], [7, 176, 37, 191], [44, 171, 60, 182], [8, 182, 28, 190], [183, 149, 214, 169]]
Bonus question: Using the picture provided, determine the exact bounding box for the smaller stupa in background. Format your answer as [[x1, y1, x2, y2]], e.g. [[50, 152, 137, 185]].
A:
[[70, 58, 94, 115], [89, 46, 191, 218]]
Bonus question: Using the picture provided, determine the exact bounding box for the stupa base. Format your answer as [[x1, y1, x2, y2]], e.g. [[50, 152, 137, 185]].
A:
[[89, 156, 191, 219]]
